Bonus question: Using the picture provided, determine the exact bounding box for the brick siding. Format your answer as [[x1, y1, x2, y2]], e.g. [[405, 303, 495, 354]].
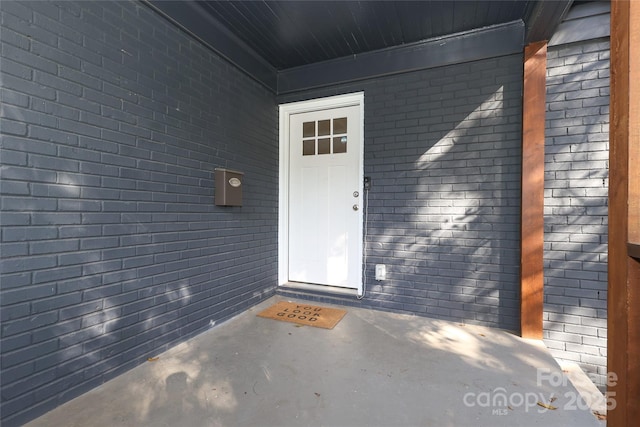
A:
[[543, 38, 610, 390], [0, 1, 278, 424]]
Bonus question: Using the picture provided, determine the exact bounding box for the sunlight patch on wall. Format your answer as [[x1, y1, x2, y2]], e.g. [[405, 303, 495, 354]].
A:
[[415, 86, 505, 169]]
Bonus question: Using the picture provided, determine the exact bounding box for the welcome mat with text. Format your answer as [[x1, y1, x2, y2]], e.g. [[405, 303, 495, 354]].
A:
[[257, 301, 347, 329]]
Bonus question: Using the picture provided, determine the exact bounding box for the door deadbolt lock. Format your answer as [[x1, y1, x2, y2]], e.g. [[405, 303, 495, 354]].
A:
[[353, 204, 359, 211], [353, 191, 359, 198]]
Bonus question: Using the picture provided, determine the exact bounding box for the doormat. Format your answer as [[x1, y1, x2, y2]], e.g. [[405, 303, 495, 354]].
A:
[[257, 301, 347, 329]]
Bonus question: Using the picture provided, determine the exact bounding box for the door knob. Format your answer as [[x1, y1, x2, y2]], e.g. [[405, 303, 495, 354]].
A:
[[353, 205, 359, 211]]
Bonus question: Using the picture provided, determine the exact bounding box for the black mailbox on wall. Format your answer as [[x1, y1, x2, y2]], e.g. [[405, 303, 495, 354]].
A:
[[214, 168, 244, 206]]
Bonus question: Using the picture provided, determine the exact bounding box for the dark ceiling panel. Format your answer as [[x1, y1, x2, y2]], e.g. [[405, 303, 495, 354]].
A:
[[196, 0, 556, 70], [199, 1, 278, 60], [148, 0, 575, 92]]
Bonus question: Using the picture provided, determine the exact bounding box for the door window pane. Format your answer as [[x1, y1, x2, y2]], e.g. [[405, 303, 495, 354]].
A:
[[333, 117, 347, 134], [303, 139, 315, 156], [303, 121, 315, 138], [318, 119, 331, 136], [318, 138, 331, 155], [333, 136, 347, 154]]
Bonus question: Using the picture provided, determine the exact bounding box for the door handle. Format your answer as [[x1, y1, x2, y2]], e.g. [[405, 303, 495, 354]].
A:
[[353, 205, 359, 211]]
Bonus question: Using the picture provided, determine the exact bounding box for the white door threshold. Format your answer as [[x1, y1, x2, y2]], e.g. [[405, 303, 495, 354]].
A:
[[280, 282, 359, 297]]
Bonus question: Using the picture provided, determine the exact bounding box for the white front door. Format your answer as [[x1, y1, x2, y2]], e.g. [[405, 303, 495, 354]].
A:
[[285, 99, 362, 290]]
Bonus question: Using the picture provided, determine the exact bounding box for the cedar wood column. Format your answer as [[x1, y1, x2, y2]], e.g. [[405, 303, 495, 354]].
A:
[[520, 41, 547, 339], [608, 1, 640, 425]]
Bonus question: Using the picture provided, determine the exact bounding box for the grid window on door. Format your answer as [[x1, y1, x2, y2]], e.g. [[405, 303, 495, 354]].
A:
[[302, 117, 347, 156]]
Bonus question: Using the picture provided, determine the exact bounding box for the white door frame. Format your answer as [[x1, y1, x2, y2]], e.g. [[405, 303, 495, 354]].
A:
[[278, 92, 365, 296]]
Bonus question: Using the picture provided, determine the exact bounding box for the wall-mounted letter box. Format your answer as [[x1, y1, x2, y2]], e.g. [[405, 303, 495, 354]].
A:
[[215, 168, 244, 206]]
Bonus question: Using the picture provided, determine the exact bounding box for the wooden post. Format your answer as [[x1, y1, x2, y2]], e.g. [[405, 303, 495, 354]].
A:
[[521, 41, 547, 339], [608, 1, 640, 425]]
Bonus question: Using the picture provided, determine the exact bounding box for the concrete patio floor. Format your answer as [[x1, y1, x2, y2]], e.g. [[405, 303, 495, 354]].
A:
[[26, 296, 604, 427]]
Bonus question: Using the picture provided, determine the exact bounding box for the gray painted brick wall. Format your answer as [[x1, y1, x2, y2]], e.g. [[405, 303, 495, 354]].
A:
[[0, 1, 278, 425], [279, 55, 523, 331], [544, 38, 609, 390]]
